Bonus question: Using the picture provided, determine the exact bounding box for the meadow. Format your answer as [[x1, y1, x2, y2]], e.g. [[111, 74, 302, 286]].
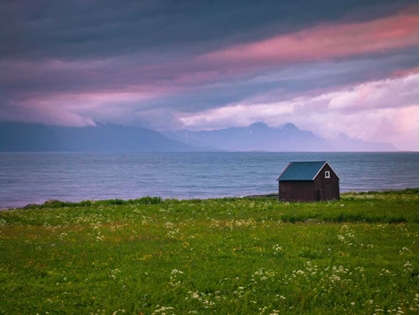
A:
[[0, 189, 418, 315]]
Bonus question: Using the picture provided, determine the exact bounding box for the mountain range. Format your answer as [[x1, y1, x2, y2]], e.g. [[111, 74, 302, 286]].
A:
[[0, 122, 193, 152], [161, 122, 398, 152], [0, 121, 398, 152]]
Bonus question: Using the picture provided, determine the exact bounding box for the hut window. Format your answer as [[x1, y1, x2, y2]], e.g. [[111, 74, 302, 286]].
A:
[[325, 171, 330, 178]]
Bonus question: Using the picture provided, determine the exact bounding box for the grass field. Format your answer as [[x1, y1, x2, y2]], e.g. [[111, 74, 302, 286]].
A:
[[0, 189, 418, 314]]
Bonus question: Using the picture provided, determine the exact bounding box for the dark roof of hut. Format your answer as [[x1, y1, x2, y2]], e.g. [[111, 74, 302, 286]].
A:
[[277, 161, 329, 181]]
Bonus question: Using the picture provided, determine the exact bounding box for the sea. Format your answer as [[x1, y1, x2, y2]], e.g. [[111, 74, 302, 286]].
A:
[[0, 152, 418, 209]]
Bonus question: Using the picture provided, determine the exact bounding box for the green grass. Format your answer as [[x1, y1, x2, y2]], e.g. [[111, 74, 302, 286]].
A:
[[0, 189, 418, 314]]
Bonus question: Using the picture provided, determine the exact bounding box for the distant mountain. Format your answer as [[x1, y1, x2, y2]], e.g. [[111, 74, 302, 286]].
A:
[[51, 124, 194, 152], [0, 122, 194, 152], [0, 122, 65, 152], [161, 122, 334, 151], [161, 122, 399, 152]]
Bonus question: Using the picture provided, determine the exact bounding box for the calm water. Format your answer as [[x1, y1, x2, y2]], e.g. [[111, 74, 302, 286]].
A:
[[0, 152, 418, 209]]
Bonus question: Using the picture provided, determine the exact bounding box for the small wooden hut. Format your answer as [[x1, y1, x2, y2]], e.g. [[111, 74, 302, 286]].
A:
[[277, 161, 340, 202]]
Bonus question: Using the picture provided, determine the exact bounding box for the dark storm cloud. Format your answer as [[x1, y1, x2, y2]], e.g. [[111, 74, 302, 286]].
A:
[[0, 0, 416, 61]]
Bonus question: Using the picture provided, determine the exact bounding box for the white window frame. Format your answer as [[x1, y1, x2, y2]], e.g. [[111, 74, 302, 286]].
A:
[[325, 171, 330, 179]]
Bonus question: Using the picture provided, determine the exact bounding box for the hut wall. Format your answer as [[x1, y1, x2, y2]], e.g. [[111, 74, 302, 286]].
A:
[[279, 181, 316, 202], [313, 164, 340, 200]]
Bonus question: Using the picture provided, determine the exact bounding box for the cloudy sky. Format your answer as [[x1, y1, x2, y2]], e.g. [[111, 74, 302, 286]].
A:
[[1, 0, 418, 150]]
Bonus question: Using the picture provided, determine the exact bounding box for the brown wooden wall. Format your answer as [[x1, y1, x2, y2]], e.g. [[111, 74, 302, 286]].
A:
[[313, 164, 340, 201], [278, 181, 315, 202]]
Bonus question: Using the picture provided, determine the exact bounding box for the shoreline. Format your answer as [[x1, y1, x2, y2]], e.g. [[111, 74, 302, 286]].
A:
[[1, 187, 418, 211]]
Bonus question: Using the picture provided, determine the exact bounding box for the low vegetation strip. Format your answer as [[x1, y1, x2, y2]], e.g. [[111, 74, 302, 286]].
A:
[[0, 189, 418, 314]]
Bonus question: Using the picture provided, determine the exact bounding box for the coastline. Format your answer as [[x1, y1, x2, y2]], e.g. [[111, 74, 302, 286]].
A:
[[2, 187, 418, 211]]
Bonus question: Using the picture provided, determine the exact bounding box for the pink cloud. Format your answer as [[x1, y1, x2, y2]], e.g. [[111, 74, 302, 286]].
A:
[[179, 71, 419, 150], [389, 66, 419, 79], [202, 11, 418, 65]]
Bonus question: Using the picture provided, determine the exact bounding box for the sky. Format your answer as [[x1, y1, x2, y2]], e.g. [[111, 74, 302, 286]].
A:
[[0, 0, 418, 150]]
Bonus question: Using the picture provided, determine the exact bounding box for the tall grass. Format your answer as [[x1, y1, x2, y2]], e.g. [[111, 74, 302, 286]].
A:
[[0, 189, 418, 314]]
